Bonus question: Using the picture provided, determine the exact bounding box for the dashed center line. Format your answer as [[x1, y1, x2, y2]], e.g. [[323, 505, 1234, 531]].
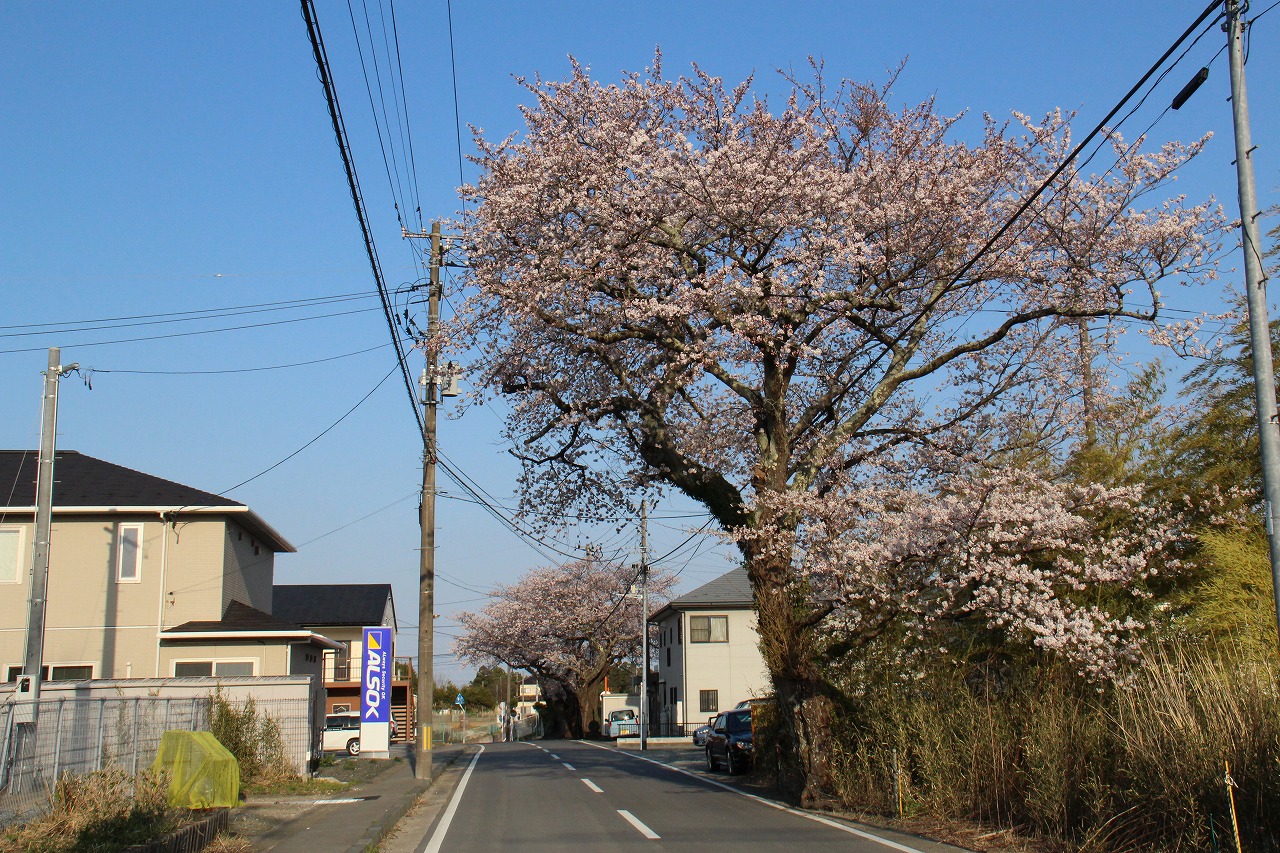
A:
[[549, 754, 560, 760], [562, 762, 576, 771], [618, 809, 661, 839], [582, 778, 603, 793]]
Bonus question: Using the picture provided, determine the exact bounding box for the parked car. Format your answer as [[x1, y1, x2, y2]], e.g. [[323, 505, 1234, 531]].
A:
[[733, 696, 772, 710], [692, 716, 716, 747], [704, 708, 753, 774], [603, 708, 639, 738], [322, 714, 362, 755]]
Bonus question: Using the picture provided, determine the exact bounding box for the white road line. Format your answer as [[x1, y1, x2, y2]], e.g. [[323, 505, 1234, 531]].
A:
[[583, 741, 930, 853], [617, 809, 661, 839], [550, 753, 560, 760], [582, 778, 604, 793], [421, 745, 485, 853], [561, 762, 576, 771]]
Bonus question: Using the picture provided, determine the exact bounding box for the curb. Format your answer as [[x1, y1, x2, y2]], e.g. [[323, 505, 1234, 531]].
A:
[[341, 747, 473, 853]]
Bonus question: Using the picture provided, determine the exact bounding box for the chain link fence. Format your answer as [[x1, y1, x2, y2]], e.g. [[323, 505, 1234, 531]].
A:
[[0, 692, 312, 828]]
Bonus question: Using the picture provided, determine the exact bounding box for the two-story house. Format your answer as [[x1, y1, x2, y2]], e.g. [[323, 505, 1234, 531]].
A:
[[0, 450, 338, 684], [650, 567, 770, 734], [272, 583, 414, 740]]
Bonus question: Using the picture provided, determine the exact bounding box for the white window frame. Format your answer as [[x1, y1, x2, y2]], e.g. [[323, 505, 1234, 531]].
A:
[[689, 615, 729, 643], [116, 523, 144, 583], [171, 658, 258, 677], [0, 526, 25, 584]]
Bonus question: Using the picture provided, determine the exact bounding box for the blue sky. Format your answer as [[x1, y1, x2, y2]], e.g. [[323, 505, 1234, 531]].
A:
[[2, 2, 1276, 683]]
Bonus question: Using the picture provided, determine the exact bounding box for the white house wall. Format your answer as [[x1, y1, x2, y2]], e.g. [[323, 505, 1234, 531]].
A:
[[656, 607, 769, 729]]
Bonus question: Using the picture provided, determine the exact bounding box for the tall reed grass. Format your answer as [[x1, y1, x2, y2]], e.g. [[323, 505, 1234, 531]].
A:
[[826, 643, 1280, 851]]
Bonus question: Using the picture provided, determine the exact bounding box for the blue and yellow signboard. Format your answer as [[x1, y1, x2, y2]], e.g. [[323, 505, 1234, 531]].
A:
[[361, 626, 392, 724]]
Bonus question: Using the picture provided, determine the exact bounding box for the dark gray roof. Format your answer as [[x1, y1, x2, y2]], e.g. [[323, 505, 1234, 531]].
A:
[[272, 584, 393, 627], [165, 600, 306, 634], [0, 450, 239, 509], [0, 450, 293, 552], [651, 567, 753, 622]]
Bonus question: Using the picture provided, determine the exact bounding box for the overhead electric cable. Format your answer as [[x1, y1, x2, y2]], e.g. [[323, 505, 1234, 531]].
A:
[[91, 343, 392, 375], [445, 0, 468, 195], [218, 361, 401, 496], [845, 0, 1228, 396], [0, 290, 375, 334], [0, 306, 383, 356], [301, 0, 424, 435]]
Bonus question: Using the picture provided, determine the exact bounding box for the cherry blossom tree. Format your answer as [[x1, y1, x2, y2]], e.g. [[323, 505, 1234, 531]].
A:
[[450, 56, 1224, 799], [455, 557, 673, 738]]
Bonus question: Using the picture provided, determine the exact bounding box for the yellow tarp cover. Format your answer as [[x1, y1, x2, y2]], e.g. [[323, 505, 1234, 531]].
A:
[[150, 730, 240, 809]]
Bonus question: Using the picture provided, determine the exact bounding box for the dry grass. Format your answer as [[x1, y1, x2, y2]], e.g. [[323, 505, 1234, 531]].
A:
[[824, 644, 1280, 851], [0, 767, 177, 853]]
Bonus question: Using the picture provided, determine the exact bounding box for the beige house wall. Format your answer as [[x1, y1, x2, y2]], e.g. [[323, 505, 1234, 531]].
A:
[[160, 639, 289, 677], [222, 521, 274, 614], [0, 514, 277, 680]]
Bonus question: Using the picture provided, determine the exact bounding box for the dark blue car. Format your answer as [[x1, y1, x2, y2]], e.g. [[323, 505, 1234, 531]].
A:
[[704, 708, 752, 774]]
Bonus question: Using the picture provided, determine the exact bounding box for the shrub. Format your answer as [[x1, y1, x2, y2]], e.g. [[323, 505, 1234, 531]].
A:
[[206, 691, 294, 785]]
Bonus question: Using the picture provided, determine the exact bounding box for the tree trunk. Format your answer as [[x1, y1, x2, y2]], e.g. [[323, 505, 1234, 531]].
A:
[[747, 544, 838, 807]]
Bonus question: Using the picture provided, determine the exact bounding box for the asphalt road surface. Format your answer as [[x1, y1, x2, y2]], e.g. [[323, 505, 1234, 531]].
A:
[[412, 740, 957, 852]]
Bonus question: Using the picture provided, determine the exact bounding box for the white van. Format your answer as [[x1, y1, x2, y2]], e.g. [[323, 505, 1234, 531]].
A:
[[321, 713, 399, 755], [322, 714, 362, 755]]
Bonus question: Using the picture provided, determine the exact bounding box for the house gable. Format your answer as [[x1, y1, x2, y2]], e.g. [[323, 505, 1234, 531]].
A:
[[0, 450, 296, 680]]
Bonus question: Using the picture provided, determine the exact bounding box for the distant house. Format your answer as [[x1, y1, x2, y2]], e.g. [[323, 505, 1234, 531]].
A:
[[650, 567, 769, 733], [516, 675, 542, 716], [0, 450, 338, 684], [272, 583, 412, 740]]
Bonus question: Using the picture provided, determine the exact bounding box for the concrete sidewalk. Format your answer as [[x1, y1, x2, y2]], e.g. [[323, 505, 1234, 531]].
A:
[[237, 743, 471, 853]]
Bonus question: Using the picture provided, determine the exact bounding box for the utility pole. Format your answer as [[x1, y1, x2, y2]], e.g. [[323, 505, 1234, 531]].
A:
[[1225, 0, 1280, 647], [21, 348, 77, 723], [639, 502, 649, 751], [405, 222, 443, 780]]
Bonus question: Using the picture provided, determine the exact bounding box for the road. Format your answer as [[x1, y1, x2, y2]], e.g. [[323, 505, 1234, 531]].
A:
[[404, 740, 960, 852]]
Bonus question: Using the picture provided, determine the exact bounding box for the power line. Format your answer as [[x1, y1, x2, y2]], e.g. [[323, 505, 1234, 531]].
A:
[[90, 343, 391, 375], [844, 0, 1228, 399], [0, 306, 384, 356], [0, 290, 377, 335], [218, 361, 401, 496], [301, 0, 424, 436]]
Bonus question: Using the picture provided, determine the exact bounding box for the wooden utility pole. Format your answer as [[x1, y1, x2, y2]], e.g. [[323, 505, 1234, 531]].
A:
[[404, 222, 443, 779]]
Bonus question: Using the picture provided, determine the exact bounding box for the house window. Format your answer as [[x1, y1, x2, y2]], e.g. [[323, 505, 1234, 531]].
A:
[[116, 523, 143, 583], [0, 527, 22, 583], [173, 660, 256, 677], [689, 615, 728, 643], [669, 686, 678, 703], [6, 665, 93, 682], [666, 648, 671, 667], [699, 689, 719, 713]]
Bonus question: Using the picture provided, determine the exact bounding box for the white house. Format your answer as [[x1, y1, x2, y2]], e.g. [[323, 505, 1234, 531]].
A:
[[650, 567, 770, 734]]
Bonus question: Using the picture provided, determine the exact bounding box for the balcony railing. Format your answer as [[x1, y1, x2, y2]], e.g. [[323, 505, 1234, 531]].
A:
[[324, 655, 414, 683]]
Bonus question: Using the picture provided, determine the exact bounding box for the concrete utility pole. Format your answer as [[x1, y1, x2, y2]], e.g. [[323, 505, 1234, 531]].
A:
[[1225, 0, 1280, 646], [409, 222, 443, 780], [21, 348, 77, 722], [639, 502, 649, 751]]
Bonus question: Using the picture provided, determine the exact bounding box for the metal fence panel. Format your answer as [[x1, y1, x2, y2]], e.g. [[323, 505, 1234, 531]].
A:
[[0, 693, 310, 828]]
